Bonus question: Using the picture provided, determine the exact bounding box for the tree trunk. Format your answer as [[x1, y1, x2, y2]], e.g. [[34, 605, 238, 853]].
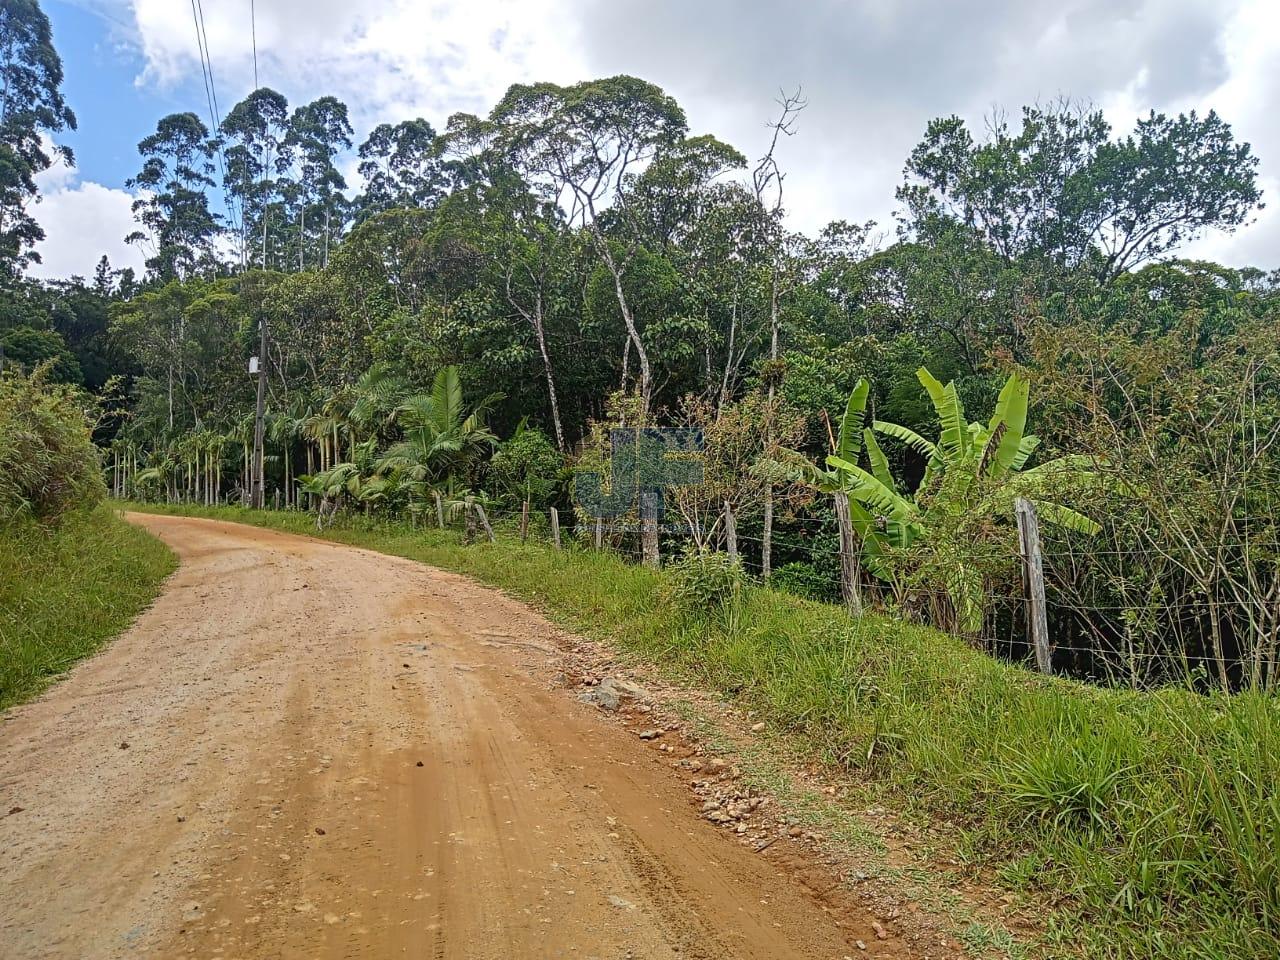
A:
[[531, 296, 565, 451], [596, 236, 650, 412]]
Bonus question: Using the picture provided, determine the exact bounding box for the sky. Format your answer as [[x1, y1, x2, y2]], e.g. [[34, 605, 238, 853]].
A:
[[30, 0, 1280, 281]]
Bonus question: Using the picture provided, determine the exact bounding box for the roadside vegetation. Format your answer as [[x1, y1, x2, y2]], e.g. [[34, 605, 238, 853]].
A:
[[2, 2, 1277, 956], [127, 500, 1278, 960], [0, 370, 174, 710]]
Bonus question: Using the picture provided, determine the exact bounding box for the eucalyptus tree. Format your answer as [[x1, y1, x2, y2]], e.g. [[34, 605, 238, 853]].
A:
[[125, 113, 220, 280], [109, 277, 247, 431], [481, 76, 688, 413], [220, 88, 291, 269], [0, 0, 75, 283], [280, 96, 353, 269], [355, 118, 446, 219]]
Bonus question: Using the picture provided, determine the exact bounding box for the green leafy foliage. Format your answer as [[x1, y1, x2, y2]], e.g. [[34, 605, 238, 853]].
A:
[[0, 367, 104, 523], [779, 368, 1100, 633], [661, 545, 749, 617], [0, 0, 76, 279], [488, 425, 565, 510]]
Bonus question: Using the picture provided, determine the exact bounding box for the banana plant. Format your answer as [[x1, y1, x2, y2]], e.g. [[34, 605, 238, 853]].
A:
[[780, 368, 1100, 634]]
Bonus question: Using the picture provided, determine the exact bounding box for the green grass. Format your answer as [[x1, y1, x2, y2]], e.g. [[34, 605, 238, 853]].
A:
[[125, 502, 1279, 960], [0, 505, 176, 710]]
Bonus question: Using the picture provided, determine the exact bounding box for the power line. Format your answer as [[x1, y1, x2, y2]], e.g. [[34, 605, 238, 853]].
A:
[[188, 0, 239, 240], [251, 0, 260, 89]]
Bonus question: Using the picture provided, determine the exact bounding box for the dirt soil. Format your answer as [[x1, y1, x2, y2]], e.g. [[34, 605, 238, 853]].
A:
[[0, 513, 952, 960]]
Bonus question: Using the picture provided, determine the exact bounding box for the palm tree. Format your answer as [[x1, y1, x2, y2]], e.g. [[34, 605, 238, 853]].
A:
[[269, 406, 308, 509], [301, 406, 344, 474], [375, 365, 501, 513], [348, 363, 409, 448]]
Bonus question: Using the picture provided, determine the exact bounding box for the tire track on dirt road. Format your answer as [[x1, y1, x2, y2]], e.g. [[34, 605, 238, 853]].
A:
[[0, 513, 918, 959]]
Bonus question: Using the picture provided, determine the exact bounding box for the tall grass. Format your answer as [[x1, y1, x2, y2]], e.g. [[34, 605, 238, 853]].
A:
[[126, 503, 1278, 959], [0, 506, 175, 710]]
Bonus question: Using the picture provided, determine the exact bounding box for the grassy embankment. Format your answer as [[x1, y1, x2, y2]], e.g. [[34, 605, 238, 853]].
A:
[[125, 502, 1277, 960], [0, 506, 176, 711]]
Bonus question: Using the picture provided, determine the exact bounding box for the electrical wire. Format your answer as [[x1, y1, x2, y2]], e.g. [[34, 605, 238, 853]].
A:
[[188, 0, 240, 240]]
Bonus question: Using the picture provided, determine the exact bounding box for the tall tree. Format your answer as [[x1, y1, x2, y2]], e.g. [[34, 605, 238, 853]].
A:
[[126, 112, 220, 281], [0, 0, 75, 282], [355, 118, 446, 219], [465, 167, 574, 450], [220, 88, 291, 269], [899, 103, 1262, 280], [280, 96, 353, 270], [481, 76, 688, 413]]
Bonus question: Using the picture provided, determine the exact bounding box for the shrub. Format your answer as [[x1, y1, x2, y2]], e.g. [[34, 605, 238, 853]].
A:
[[662, 545, 749, 616], [0, 367, 105, 523], [488, 426, 565, 510], [0, 326, 82, 384]]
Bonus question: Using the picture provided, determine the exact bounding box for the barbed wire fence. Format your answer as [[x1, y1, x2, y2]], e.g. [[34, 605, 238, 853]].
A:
[[135, 455, 1277, 694], [426, 492, 1279, 694]]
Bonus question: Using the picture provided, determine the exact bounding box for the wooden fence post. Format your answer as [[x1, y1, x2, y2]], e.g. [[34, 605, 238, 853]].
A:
[[723, 501, 738, 563], [475, 503, 496, 543], [550, 507, 561, 550], [1015, 497, 1052, 674], [761, 488, 773, 580], [639, 490, 660, 568], [434, 491, 445, 529], [594, 515, 604, 551], [520, 499, 530, 544], [833, 494, 864, 616]]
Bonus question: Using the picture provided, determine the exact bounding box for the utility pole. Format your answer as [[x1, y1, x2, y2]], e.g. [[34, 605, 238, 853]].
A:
[[251, 311, 267, 509], [252, 120, 272, 509]]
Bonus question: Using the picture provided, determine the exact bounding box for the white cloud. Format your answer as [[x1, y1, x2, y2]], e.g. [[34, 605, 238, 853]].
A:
[[129, 0, 587, 130], [29, 161, 145, 281], [569, 0, 1279, 268], [62, 0, 1280, 272]]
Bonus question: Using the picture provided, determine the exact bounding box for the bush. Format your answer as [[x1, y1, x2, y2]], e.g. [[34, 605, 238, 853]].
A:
[[770, 560, 837, 602], [488, 426, 565, 510], [0, 368, 104, 523], [0, 326, 82, 383], [662, 545, 749, 615]]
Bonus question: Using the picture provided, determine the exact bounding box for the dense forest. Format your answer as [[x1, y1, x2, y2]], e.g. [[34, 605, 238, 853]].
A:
[[3, 1, 1278, 691]]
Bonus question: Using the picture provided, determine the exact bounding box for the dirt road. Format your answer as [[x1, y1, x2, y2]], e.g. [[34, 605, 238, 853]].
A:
[[0, 514, 906, 959]]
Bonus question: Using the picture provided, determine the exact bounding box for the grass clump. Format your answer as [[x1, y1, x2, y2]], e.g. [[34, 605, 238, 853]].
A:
[[125, 502, 1279, 960], [0, 506, 175, 710], [0, 368, 105, 523]]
